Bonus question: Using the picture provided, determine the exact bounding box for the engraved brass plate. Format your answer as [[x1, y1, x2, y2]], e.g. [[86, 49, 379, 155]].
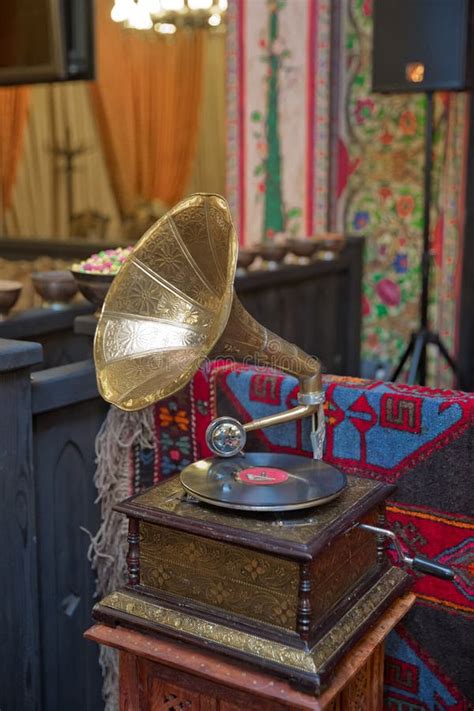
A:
[[140, 522, 300, 630], [94, 194, 238, 410], [97, 566, 409, 677], [94, 192, 322, 412], [131, 474, 379, 546], [309, 512, 378, 621]]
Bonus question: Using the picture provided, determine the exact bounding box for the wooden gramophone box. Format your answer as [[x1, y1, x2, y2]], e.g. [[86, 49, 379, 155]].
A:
[[93, 474, 410, 693]]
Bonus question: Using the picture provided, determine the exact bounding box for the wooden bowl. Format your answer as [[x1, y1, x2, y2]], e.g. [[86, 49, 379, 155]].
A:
[[314, 233, 345, 260], [32, 271, 78, 309], [71, 271, 115, 309], [286, 238, 318, 259], [257, 243, 288, 268], [237, 249, 257, 271], [0, 280, 22, 320]]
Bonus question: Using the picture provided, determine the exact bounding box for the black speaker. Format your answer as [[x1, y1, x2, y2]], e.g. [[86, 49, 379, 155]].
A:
[[372, 0, 474, 93]]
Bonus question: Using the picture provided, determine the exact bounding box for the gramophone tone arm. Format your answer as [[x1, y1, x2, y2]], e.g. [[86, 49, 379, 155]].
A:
[[208, 295, 327, 458], [206, 389, 326, 459], [243, 402, 320, 433]]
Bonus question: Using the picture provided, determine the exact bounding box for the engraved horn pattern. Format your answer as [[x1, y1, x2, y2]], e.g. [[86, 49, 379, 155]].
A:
[[139, 522, 300, 630], [97, 566, 408, 675], [94, 193, 321, 412], [211, 296, 321, 380], [94, 194, 238, 411]]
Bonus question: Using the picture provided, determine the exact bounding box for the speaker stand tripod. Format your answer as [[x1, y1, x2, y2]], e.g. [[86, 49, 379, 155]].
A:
[[390, 91, 461, 387]]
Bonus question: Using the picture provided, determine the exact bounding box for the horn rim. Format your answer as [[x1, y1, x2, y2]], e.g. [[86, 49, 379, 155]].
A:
[[93, 193, 238, 411]]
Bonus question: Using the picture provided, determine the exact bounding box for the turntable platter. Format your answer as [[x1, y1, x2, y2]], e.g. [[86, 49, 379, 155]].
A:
[[180, 453, 347, 511]]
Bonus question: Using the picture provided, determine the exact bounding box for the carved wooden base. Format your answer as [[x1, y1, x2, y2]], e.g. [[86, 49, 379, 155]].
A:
[[93, 565, 410, 694], [85, 593, 415, 710]]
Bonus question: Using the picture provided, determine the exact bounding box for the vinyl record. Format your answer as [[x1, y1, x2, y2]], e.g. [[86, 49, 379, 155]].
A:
[[180, 453, 347, 511]]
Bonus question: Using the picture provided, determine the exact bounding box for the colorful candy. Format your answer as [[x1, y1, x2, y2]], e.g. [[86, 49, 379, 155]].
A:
[[72, 246, 133, 275]]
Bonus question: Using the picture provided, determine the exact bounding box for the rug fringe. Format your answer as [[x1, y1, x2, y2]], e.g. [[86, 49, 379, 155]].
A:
[[88, 405, 155, 711]]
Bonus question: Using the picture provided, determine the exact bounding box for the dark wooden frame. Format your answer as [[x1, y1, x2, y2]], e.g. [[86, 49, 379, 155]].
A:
[[0, 237, 128, 261], [458, 100, 474, 391], [0, 303, 94, 368], [0, 0, 67, 85], [0, 339, 107, 711]]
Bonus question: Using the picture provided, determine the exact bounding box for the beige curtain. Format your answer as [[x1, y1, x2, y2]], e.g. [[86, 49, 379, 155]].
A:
[[186, 32, 226, 196], [4, 32, 226, 241], [5, 82, 121, 240]]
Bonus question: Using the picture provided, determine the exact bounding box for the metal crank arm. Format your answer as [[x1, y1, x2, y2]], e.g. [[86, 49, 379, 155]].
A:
[[359, 523, 455, 580]]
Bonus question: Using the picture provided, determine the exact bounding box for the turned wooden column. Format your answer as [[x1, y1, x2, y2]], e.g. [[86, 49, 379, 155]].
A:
[[127, 518, 140, 587], [297, 562, 313, 641]]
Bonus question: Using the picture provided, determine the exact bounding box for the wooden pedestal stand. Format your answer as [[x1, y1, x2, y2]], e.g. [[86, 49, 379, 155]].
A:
[[86, 593, 414, 711]]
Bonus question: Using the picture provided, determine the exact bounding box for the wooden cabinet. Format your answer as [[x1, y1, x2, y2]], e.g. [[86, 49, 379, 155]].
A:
[[0, 342, 106, 711]]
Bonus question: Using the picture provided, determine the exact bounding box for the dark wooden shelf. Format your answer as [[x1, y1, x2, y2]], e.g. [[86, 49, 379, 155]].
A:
[[0, 302, 93, 340], [0, 236, 130, 261], [74, 238, 364, 377], [0, 302, 95, 369]]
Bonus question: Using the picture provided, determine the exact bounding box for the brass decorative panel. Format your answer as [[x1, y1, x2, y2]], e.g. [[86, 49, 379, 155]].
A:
[[132, 474, 379, 546], [309, 512, 379, 622], [97, 566, 408, 677], [139, 522, 300, 630]]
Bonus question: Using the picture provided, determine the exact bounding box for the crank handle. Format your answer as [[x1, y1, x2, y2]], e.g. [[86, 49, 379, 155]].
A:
[[359, 523, 455, 581]]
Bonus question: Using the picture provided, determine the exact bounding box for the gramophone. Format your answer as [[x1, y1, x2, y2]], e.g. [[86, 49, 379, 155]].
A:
[[92, 194, 453, 693]]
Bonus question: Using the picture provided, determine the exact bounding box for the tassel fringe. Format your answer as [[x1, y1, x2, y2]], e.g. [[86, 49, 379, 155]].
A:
[[87, 406, 155, 711]]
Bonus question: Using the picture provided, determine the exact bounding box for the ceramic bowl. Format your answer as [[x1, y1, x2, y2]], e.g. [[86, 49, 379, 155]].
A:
[[314, 233, 345, 260], [32, 271, 78, 309], [0, 280, 22, 320], [237, 249, 257, 273], [286, 238, 318, 260], [71, 271, 115, 310], [257, 243, 288, 269]]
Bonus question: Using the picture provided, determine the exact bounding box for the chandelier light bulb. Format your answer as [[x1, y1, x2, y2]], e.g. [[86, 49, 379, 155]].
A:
[[111, 0, 134, 23], [111, 0, 226, 31], [155, 22, 177, 33], [208, 12, 221, 26], [161, 0, 185, 10], [138, 0, 162, 12], [127, 4, 153, 29], [187, 0, 213, 10]]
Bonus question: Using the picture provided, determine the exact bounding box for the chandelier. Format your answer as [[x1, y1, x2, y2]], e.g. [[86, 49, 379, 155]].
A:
[[111, 0, 228, 33]]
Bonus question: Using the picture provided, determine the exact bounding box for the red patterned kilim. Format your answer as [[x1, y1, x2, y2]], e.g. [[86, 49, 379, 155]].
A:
[[133, 361, 474, 709]]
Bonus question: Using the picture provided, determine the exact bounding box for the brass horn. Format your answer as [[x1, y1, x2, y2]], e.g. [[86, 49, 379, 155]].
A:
[[94, 194, 325, 455]]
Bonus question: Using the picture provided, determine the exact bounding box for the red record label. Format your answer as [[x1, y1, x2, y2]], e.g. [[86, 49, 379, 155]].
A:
[[236, 467, 289, 486]]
